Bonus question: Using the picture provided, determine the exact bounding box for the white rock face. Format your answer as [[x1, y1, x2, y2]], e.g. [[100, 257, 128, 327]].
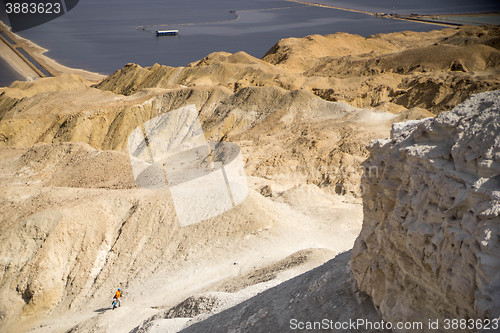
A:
[[351, 90, 500, 331]]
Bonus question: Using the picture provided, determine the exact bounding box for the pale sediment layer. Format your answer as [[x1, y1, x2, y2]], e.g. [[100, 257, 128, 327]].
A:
[[352, 90, 500, 332]]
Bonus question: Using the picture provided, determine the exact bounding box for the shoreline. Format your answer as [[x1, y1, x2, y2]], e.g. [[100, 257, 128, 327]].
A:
[[0, 21, 105, 86], [1, 5, 497, 87], [284, 0, 499, 27]]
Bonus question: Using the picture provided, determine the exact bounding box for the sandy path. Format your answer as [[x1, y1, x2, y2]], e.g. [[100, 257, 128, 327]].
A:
[[17, 180, 363, 333]]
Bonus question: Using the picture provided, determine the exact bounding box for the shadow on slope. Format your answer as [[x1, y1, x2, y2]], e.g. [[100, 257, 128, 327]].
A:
[[177, 251, 387, 333]]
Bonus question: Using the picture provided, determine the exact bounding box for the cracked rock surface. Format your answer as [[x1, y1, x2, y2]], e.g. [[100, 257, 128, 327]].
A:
[[351, 90, 500, 331]]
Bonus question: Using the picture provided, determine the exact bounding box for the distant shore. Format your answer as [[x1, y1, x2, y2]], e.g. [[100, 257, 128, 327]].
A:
[[285, 0, 498, 27], [1, 3, 497, 87], [0, 21, 105, 85]]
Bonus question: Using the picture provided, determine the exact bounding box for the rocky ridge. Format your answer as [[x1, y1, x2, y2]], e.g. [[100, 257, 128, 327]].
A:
[[351, 90, 500, 331], [97, 25, 500, 113]]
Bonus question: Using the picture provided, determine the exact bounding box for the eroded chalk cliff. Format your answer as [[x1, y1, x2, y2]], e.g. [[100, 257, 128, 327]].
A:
[[351, 90, 500, 331]]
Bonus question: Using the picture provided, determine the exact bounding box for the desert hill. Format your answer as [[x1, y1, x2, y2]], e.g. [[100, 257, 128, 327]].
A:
[[95, 25, 500, 113], [0, 25, 499, 332], [0, 142, 366, 332], [0, 75, 403, 194]]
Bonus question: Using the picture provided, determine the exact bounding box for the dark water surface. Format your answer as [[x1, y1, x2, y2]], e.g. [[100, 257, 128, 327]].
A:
[[1, 0, 498, 86]]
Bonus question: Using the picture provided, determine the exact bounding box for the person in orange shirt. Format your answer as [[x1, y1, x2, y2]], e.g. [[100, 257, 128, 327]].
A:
[[113, 288, 122, 308]]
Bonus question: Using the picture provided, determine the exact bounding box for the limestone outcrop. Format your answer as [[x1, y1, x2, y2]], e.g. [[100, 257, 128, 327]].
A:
[[351, 90, 500, 331]]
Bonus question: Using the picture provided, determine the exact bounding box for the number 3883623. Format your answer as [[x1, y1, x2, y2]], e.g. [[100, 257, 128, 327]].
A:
[[5, 2, 62, 14]]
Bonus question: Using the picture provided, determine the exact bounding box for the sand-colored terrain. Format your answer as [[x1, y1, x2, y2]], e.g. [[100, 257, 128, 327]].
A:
[[0, 25, 499, 332], [0, 141, 368, 332], [96, 25, 500, 113]]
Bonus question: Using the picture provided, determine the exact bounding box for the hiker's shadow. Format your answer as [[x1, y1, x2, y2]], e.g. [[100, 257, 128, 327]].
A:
[[94, 307, 112, 313]]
